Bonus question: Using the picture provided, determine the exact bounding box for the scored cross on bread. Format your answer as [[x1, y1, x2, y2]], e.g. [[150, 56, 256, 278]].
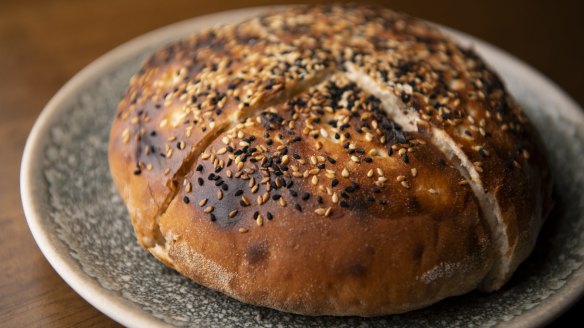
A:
[[108, 4, 553, 316]]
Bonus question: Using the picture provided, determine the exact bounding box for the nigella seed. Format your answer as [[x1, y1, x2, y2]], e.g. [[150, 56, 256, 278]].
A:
[[317, 196, 323, 204], [272, 194, 281, 200], [183, 196, 190, 204], [295, 204, 302, 212], [302, 192, 310, 201], [210, 214, 217, 221], [267, 212, 273, 220], [340, 201, 349, 208], [331, 179, 339, 187], [253, 211, 259, 219], [196, 164, 203, 172], [235, 190, 243, 196], [198, 178, 204, 186]]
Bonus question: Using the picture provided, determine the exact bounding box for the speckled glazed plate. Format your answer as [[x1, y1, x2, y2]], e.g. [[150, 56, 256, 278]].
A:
[[21, 6, 584, 328]]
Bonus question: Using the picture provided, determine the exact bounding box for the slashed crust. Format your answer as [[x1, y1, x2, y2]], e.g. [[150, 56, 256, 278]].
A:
[[108, 4, 553, 316]]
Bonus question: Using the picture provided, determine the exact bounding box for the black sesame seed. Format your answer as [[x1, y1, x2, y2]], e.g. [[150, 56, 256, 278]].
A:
[[402, 154, 409, 164], [331, 179, 339, 187], [295, 204, 302, 212], [317, 163, 325, 169], [340, 201, 350, 208], [302, 192, 311, 201], [133, 169, 142, 175], [272, 194, 281, 200], [267, 212, 273, 220], [326, 156, 336, 164], [317, 196, 324, 204], [235, 190, 243, 196], [210, 214, 216, 221], [253, 211, 259, 219], [183, 196, 190, 204], [198, 178, 204, 186], [363, 157, 373, 163], [289, 190, 298, 197]]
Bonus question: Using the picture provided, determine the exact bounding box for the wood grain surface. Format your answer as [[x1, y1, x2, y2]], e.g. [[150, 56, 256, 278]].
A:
[[1, 0, 582, 326]]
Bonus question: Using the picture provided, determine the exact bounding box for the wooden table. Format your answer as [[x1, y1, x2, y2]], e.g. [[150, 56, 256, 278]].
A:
[[1, 0, 582, 326]]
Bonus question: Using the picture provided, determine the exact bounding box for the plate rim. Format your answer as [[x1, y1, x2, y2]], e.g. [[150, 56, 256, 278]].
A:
[[19, 5, 584, 328]]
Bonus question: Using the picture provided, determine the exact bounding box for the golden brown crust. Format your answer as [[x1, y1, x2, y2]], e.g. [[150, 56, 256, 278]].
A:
[[108, 4, 552, 316]]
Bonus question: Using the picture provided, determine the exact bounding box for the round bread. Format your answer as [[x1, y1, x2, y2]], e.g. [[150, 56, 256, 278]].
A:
[[108, 4, 553, 316]]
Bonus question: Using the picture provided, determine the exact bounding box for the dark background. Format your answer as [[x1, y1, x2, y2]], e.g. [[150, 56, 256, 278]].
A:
[[0, 0, 581, 326]]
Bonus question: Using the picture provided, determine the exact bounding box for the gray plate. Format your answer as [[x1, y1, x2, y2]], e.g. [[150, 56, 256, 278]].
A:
[[20, 6, 584, 328]]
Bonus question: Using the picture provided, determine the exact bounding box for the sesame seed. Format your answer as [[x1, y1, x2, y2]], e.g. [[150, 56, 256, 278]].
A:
[[314, 208, 325, 216], [324, 207, 332, 217], [239, 227, 248, 233], [411, 168, 418, 177], [341, 168, 350, 177], [256, 215, 263, 226], [229, 210, 238, 218], [204, 206, 214, 213], [311, 176, 318, 185], [199, 198, 208, 207]]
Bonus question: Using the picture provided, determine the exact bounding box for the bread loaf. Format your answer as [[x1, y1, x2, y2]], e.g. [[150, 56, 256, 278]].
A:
[[108, 4, 553, 316]]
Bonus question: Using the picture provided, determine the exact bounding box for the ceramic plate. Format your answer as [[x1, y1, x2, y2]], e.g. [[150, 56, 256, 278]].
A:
[[21, 6, 584, 327]]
